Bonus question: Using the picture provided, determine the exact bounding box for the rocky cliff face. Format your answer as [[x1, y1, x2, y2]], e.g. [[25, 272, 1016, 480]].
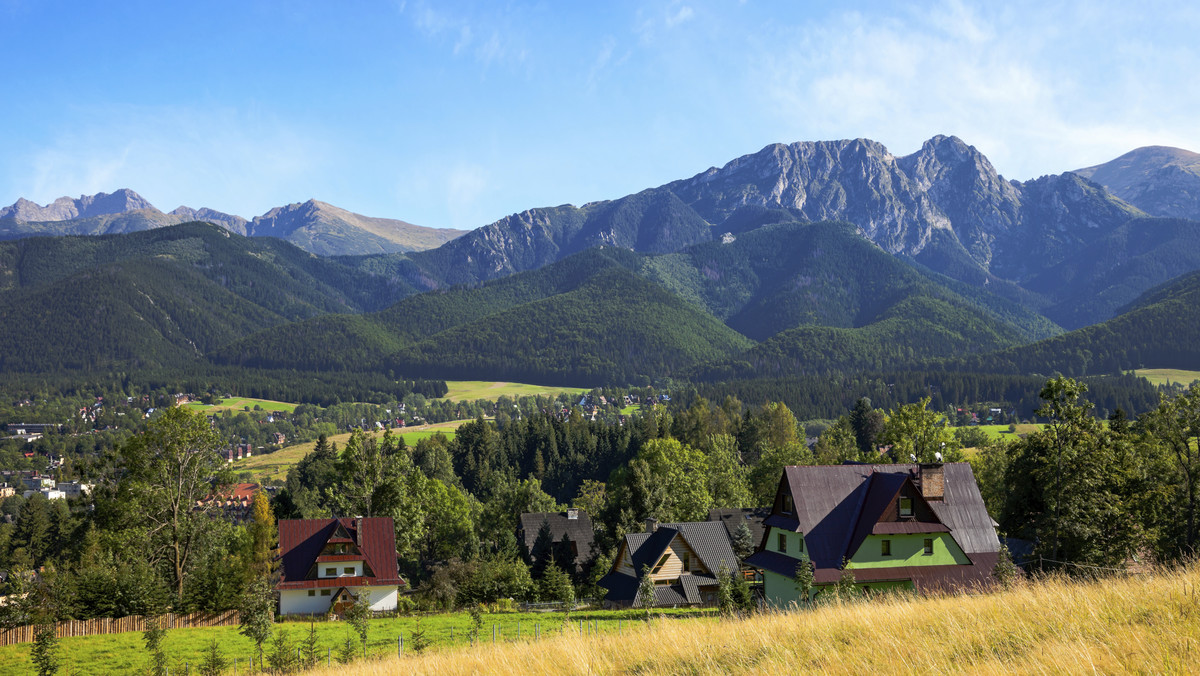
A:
[[665, 135, 1141, 281], [169, 206, 249, 234], [0, 189, 157, 221], [1074, 146, 1200, 220]]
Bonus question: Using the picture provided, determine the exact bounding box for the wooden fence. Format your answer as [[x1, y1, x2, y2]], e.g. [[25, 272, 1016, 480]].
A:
[[0, 610, 240, 646]]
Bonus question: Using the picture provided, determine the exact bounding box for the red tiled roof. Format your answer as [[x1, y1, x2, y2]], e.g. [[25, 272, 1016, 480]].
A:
[[276, 518, 405, 590]]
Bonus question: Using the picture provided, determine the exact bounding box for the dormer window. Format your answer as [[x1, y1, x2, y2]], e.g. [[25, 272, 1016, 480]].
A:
[[782, 494, 794, 514], [899, 497, 913, 517]]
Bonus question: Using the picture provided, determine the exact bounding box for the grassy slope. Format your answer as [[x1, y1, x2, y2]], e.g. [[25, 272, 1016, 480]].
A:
[[234, 422, 464, 484], [0, 609, 705, 674], [182, 397, 298, 413], [309, 564, 1200, 675], [1135, 368, 1200, 387], [439, 381, 588, 402]]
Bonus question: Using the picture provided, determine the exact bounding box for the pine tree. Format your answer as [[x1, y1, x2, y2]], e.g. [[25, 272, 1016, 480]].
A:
[[301, 621, 321, 668], [143, 615, 167, 676], [267, 628, 299, 674], [31, 622, 59, 676], [409, 616, 431, 654], [731, 522, 754, 560], [199, 638, 229, 676]]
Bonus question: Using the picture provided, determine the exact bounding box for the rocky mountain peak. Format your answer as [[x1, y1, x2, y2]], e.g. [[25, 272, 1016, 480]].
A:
[[1073, 145, 1200, 220], [0, 188, 158, 222]]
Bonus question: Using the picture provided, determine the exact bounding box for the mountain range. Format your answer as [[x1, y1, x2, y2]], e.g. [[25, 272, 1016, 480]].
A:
[[0, 190, 466, 256], [1, 136, 1198, 385]]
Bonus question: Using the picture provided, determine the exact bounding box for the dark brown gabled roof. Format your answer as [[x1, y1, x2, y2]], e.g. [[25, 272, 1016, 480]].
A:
[[276, 517, 405, 590]]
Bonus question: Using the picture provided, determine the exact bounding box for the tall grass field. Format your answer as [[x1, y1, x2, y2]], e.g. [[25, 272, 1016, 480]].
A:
[[310, 564, 1200, 676]]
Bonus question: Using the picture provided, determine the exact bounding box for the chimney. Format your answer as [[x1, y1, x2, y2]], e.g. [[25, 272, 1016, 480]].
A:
[[355, 517, 364, 545], [645, 517, 658, 533], [567, 508, 579, 520], [919, 464, 945, 501]]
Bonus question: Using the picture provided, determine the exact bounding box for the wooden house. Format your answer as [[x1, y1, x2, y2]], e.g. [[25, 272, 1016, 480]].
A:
[[744, 463, 1001, 606], [598, 519, 739, 608]]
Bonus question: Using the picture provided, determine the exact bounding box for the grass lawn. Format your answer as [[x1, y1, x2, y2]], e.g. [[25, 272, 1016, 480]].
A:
[[965, 423, 1044, 442], [1135, 368, 1200, 387], [440, 381, 588, 403], [0, 608, 712, 675], [182, 397, 298, 413], [233, 421, 465, 484]]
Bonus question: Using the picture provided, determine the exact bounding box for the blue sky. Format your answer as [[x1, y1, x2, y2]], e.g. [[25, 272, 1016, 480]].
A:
[[2, 0, 1199, 230]]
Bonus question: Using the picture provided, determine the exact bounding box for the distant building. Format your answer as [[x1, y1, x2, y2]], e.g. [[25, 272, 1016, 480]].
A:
[[518, 509, 596, 575]]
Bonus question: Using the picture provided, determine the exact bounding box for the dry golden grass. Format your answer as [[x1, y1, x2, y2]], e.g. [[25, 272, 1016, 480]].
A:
[[310, 564, 1200, 675]]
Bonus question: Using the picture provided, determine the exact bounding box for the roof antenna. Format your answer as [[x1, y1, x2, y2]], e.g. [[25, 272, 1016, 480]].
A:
[[910, 454, 917, 463]]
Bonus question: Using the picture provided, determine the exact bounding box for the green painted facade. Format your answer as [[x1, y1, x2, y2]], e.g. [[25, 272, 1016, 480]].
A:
[[762, 570, 915, 607], [847, 533, 970, 569], [759, 529, 966, 607]]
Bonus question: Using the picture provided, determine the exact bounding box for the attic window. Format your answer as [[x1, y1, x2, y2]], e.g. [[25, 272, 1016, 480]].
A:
[[881, 539, 891, 556], [682, 552, 691, 571], [782, 494, 794, 514], [899, 497, 913, 517], [923, 538, 934, 555], [778, 533, 787, 553], [650, 554, 670, 575]]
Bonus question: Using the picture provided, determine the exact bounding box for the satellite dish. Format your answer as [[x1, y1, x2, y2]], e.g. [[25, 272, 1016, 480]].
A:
[[910, 454, 917, 462], [935, 451, 943, 462]]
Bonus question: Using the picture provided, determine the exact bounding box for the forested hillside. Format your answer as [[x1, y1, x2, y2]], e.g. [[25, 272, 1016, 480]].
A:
[[953, 269, 1200, 376]]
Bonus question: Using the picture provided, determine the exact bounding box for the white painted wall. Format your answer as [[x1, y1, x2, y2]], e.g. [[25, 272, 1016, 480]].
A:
[[278, 585, 398, 615], [279, 589, 335, 615]]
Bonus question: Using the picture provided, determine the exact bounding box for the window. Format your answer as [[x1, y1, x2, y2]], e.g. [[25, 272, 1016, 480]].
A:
[[798, 536, 804, 553], [320, 589, 331, 596], [324, 567, 336, 577], [923, 538, 934, 555], [782, 494, 794, 514], [881, 539, 891, 556], [650, 554, 670, 575], [899, 497, 913, 517], [778, 533, 787, 553], [343, 567, 354, 575], [308, 590, 315, 597], [682, 552, 691, 571]]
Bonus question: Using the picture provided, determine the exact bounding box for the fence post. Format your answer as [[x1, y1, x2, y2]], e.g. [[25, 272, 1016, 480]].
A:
[[492, 623, 496, 643], [328, 647, 331, 666], [517, 620, 521, 639], [398, 633, 403, 657]]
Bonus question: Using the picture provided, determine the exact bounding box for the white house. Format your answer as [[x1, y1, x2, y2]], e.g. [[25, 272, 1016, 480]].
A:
[[275, 517, 406, 615]]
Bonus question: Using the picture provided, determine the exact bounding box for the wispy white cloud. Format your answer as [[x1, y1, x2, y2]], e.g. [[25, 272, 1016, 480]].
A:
[[750, 1, 1200, 179], [13, 104, 331, 217], [402, 1, 529, 69]]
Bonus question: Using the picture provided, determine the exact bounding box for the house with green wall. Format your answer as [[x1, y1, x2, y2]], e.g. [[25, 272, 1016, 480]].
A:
[[744, 463, 1000, 605]]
